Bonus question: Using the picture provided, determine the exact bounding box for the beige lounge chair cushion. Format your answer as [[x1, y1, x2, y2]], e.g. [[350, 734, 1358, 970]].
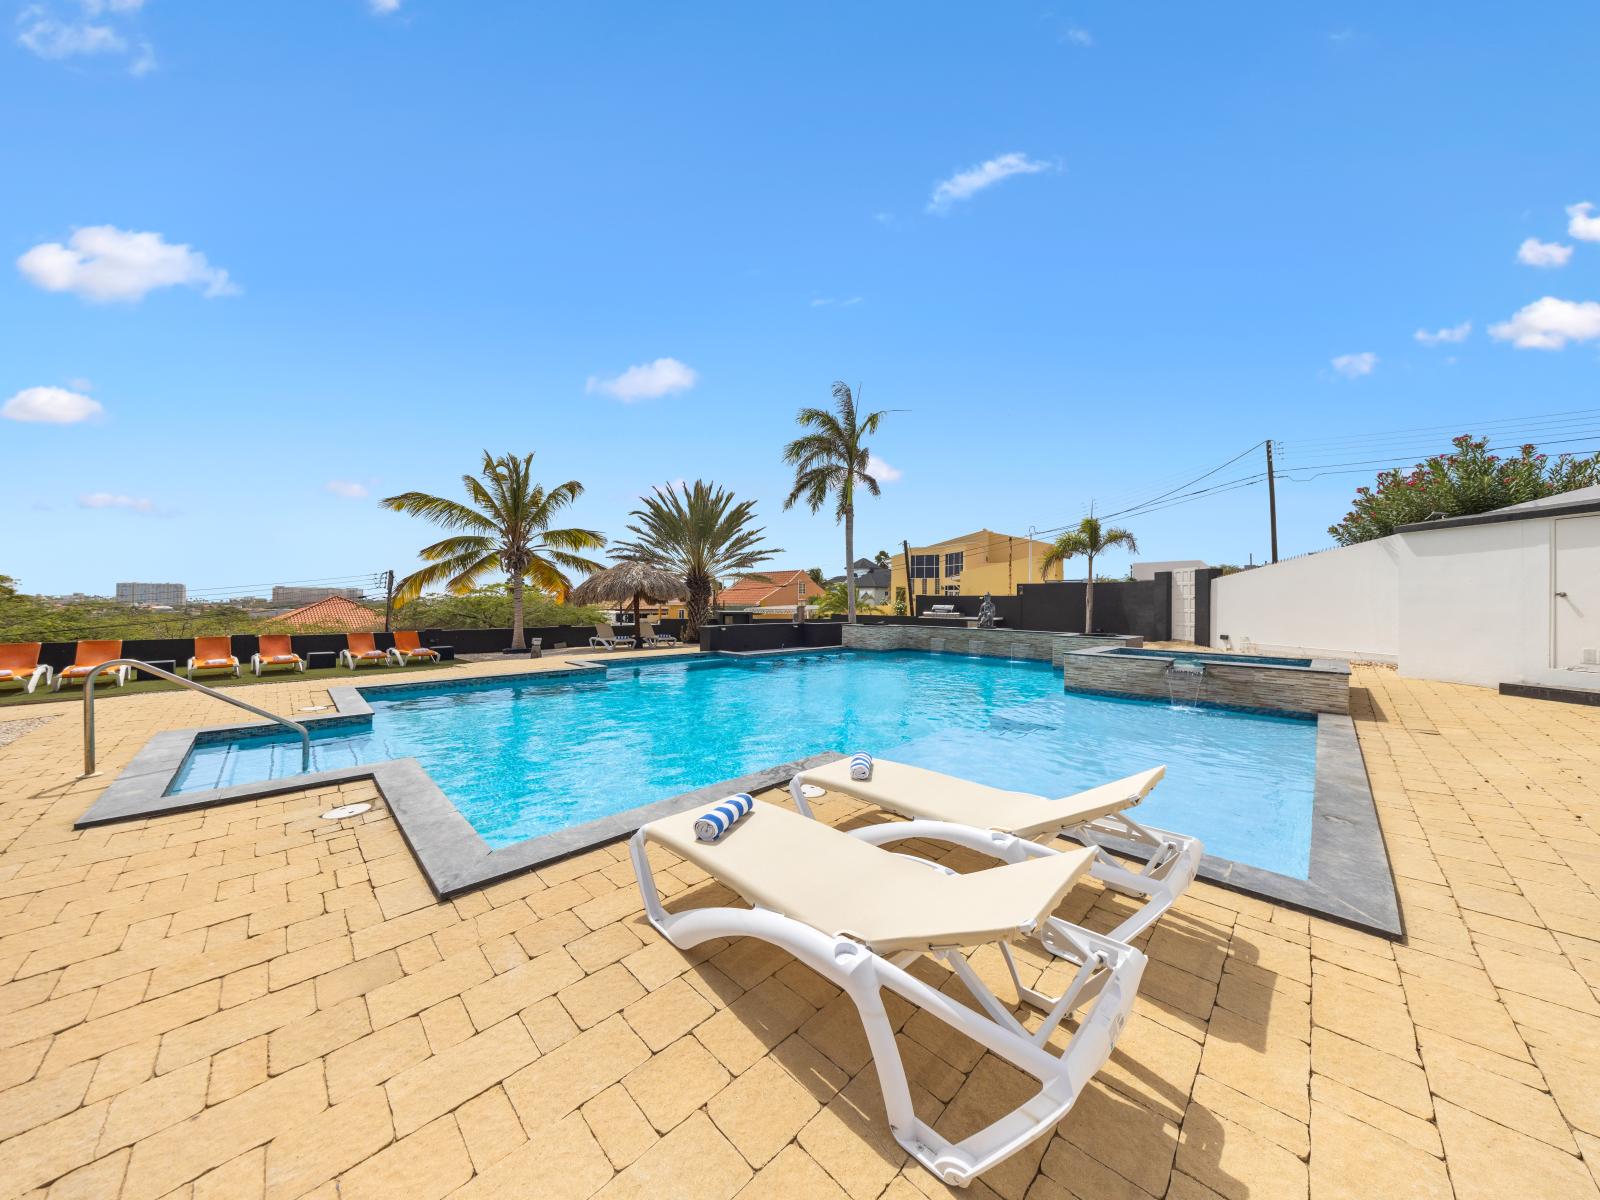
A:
[[798, 759, 1164, 841], [644, 801, 1095, 954]]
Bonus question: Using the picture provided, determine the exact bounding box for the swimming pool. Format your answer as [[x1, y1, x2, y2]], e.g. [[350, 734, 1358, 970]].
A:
[[170, 650, 1318, 877]]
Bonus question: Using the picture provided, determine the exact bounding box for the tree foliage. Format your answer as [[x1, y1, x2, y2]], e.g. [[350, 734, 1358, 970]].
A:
[[1041, 517, 1139, 635], [382, 450, 605, 649], [394, 586, 603, 630], [611, 481, 779, 640], [1329, 435, 1600, 545], [808, 580, 885, 617]]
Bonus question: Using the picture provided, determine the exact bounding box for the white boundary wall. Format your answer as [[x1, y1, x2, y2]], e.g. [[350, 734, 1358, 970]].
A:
[[1209, 539, 1401, 663]]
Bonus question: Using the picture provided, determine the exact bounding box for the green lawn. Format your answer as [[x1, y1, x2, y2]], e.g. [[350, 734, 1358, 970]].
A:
[[0, 659, 455, 707]]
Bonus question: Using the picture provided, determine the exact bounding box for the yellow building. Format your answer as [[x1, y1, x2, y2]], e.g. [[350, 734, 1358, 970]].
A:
[[888, 529, 1063, 604]]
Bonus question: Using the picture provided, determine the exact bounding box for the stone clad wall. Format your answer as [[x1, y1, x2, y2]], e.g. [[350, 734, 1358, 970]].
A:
[[1061, 650, 1350, 715], [840, 623, 1140, 665]]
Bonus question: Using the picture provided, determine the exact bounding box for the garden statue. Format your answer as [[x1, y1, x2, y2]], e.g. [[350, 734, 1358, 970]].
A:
[[977, 592, 997, 628]]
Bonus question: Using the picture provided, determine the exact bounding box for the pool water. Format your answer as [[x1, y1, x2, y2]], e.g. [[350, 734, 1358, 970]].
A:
[[170, 650, 1318, 877]]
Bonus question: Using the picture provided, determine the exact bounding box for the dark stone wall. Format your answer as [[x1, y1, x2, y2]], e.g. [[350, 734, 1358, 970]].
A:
[[699, 622, 846, 653]]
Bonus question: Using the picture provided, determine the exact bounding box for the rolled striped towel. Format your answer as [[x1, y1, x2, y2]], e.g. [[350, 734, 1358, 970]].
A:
[[849, 751, 873, 781], [694, 793, 755, 842]]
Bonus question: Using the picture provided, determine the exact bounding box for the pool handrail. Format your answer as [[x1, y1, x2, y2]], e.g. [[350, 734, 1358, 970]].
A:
[[81, 658, 311, 778]]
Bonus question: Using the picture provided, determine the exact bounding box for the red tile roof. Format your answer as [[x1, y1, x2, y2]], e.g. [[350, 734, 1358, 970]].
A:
[[268, 595, 384, 631], [715, 570, 810, 608]]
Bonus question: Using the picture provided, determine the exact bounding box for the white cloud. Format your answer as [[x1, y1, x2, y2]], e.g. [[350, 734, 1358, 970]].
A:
[[1414, 321, 1471, 346], [1330, 352, 1377, 378], [867, 454, 901, 483], [369, 0, 401, 12], [79, 491, 154, 512], [325, 480, 369, 499], [810, 296, 863, 308], [2, 385, 103, 424], [1568, 202, 1600, 243], [18, 226, 237, 303], [1517, 237, 1573, 268], [585, 357, 698, 403], [1489, 296, 1600, 350], [1060, 26, 1093, 46], [927, 152, 1052, 214], [17, 0, 151, 73]]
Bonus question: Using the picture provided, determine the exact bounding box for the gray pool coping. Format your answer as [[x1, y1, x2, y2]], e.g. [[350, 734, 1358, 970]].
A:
[[1078, 713, 1401, 937], [1067, 644, 1352, 678], [75, 651, 1402, 934]]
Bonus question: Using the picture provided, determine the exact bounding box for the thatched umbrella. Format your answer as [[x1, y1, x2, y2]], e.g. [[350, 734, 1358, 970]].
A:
[[571, 561, 687, 638]]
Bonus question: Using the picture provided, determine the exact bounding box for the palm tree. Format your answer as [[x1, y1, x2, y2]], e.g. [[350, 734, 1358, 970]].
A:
[[610, 481, 780, 641], [782, 381, 887, 623], [1041, 516, 1139, 634], [382, 451, 606, 651]]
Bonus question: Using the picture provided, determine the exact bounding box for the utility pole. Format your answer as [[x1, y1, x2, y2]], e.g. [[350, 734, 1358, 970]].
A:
[[1265, 441, 1279, 564], [901, 539, 913, 614], [382, 569, 395, 632]]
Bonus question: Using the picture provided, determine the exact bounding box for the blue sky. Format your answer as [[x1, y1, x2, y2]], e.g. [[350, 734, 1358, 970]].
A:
[[5, 2, 1599, 598]]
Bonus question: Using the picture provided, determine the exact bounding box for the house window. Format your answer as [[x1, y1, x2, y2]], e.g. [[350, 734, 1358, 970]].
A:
[[797, 580, 807, 596], [943, 551, 964, 577], [943, 584, 961, 596], [910, 554, 940, 580]]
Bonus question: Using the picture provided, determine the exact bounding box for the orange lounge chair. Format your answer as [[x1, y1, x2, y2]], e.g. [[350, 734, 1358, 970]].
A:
[[391, 631, 440, 665], [251, 635, 305, 676], [187, 636, 240, 679], [339, 633, 389, 670], [53, 640, 129, 691], [0, 643, 51, 693]]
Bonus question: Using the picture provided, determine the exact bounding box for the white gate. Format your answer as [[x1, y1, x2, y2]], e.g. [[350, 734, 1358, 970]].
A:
[[1171, 569, 1197, 644], [1554, 516, 1600, 669]]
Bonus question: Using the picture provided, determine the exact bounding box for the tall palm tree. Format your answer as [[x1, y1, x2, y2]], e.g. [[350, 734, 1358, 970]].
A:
[[382, 450, 605, 651], [782, 381, 887, 623], [1041, 516, 1139, 634], [610, 481, 780, 640]]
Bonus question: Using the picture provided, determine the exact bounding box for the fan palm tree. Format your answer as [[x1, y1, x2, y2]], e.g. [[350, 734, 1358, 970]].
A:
[[782, 381, 888, 623], [1041, 516, 1139, 634], [610, 481, 780, 640], [381, 451, 606, 651]]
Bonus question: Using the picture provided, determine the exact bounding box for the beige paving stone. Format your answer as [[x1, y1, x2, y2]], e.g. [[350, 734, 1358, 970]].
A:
[[1311, 972, 1418, 1063], [262, 1085, 393, 1200], [1423, 1041, 1576, 1151], [707, 1054, 824, 1168], [732, 1144, 849, 1199], [1309, 1075, 1440, 1157], [312, 948, 402, 1010], [1436, 1099, 1600, 1200], [559, 961, 647, 1030], [594, 1111, 751, 1200], [459, 946, 583, 1031], [1196, 1007, 1309, 1122], [503, 1013, 650, 1130], [207, 1035, 268, 1105], [191, 1147, 264, 1200], [0, 1098, 109, 1198], [366, 948, 492, 1030], [623, 1033, 732, 1133], [1534, 1043, 1600, 1138], [1190, 1074, 1308, 1158], [445, 1112, 613, 1200], [1309, 1096, 1450, 1199], [267, 994, 370, 1074], [0, 1059, 93, 1143], [1310, 1026, 1432, 1118], [41, 980, 221, 1073], [154, 979, 316, 1074], [420, 996, 476, 1053], [99, 1059, 210, 1152], [454, 1085, 527, 1173], [337, 1113, 474, 1200], [582, 1083, 659, 1170], [1174, 1095, 1306, 1200], [387, 1015, 540, 1137], [120, 1062, 326, 1200], [621, 975, 715, 1051], [698, 975, 815, 1076], [798, 1072, 910, 1199], [45, 1147, 132, 1200], [519, 993, 580, 1053]]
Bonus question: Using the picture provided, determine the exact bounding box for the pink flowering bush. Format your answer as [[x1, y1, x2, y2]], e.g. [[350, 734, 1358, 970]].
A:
[[1329, 435, 1600, 545]]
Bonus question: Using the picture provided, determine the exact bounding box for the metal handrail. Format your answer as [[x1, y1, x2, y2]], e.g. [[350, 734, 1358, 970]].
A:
[[81, 658, 311, 778]]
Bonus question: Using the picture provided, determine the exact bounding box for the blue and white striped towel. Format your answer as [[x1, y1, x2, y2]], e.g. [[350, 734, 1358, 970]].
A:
[[849, 751, 873, 781], [694, 793, 755, 842]]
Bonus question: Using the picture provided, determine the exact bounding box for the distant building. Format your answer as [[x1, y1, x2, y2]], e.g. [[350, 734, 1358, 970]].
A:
[[715, 570, 817, 610], [266, 595, 384, 632], [116, 581, 187, 606], [889, 530, 1062, 600], [271, 586, 369, 606], [825, 558, 892, 604], [1130, 560, 1208, 582]]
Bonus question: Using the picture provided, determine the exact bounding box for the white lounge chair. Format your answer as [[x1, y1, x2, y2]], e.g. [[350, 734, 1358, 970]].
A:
[[638, 620, 678, 648], [589, 623, 637, 650], [790, 759, 1203, 946], [631, 800, 1146, 1187]]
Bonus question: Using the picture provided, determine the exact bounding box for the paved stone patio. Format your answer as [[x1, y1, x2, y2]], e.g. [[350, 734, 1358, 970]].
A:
[[1, 658, 1598, 1198]]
